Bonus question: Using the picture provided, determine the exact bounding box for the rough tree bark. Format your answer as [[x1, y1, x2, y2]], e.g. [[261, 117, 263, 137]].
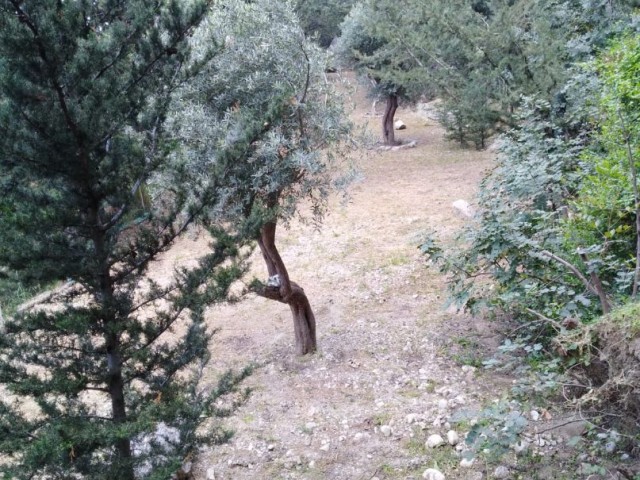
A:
[[91, 203, 135, 480], [256, 221, 317, 355], [382, 93, 399, 146]]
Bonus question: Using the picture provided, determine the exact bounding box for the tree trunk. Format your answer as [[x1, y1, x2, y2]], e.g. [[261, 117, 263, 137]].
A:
[[92, 208, 135, 480], [107, 335, 134, 479], [382, 94, 399, 146], [256, 222, 317, 355]]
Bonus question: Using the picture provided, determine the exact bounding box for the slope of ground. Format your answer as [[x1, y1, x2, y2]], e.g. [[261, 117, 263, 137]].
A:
[[154, 75, 521, 480]]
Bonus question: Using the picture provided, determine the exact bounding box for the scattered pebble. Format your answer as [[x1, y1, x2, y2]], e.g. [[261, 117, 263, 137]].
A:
[[426, 434, 445, 448], [447, 430, 460, 446], [460, 457, 475, 468], [530, 410, 540, 421], [380, 425, 392, 437], [423, 468, 446, 480], [514, 440, 529, 455], [406, 413, 420, 424], [494, 466, 510, 478]]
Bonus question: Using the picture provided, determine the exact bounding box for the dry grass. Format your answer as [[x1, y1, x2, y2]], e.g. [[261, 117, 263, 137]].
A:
[[142, 73, 505, 479]]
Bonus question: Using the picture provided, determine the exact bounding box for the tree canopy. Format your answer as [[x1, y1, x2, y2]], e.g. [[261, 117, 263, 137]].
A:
[[0, 1, 251, 477], [170, 0, 355, 354]]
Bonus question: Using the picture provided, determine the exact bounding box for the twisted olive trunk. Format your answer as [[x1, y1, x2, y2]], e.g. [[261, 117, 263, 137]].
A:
[[256, 222, 317, 355]]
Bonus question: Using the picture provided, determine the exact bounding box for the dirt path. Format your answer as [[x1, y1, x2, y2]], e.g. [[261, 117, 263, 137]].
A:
[[169, 79, 505, 479]]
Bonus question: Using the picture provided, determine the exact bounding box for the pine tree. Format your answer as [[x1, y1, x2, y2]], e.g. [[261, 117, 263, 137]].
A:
[[0, 2, 250, 478]]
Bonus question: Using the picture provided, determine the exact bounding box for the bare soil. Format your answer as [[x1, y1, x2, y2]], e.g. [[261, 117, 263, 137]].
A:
[[158, 77, 512, 479]]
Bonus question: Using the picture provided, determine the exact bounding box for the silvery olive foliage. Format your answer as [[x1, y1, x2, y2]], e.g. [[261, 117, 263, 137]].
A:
[[167, 0, 356, 229]]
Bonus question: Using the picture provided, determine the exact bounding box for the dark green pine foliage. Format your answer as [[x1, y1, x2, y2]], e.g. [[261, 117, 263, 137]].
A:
[[0, 2, 249, 479]]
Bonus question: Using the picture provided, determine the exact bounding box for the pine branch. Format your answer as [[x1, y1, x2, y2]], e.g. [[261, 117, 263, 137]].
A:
[[8, 1, 84, 152]]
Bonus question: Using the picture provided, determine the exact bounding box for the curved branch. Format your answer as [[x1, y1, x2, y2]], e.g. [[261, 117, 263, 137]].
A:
[[541, 250, 596, 296], [296, 41, 312, 139]]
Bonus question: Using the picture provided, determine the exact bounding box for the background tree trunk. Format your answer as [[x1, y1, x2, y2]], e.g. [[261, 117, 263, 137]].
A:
[[256, 222, 317, 355], [382, 94, 399, 145]]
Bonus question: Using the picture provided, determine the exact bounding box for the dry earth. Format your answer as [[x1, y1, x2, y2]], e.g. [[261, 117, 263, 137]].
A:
[[152, 77, 570, 479]]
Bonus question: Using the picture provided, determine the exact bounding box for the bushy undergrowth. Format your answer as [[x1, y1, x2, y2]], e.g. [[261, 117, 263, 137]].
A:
[[423, 30, 640, 455]]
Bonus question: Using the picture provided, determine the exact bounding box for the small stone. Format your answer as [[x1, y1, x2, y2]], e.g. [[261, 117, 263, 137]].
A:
[[267, 444, 275, 451], [514, 440, 529, 455], [422, 468, 446, 480], [447, 430, 460, 445], [394, 119, 407, 130], [535, 437, 546, 447], [305, 422, 317, 430], [437, 399, 448, 410], [380, 425, 392, 437], [552, 419, 588, 439], [452, 199, 475, 218], [308, 460, 316, 469], [320, 442, 330, 452], [460, 457, 475, 468], [304, 436, 312, 447], [426, 434, 445, 448], [494, 466, 510, 479], [530, 410, 540, 421], [206, 467, 216, 480], [406, 414, 419, 424]]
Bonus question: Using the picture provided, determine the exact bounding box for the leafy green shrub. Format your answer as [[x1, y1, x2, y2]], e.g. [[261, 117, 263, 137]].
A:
[[423, 97, 593, 323]]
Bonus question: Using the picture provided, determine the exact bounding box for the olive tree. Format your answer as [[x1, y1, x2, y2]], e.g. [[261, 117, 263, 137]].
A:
[[170, 0, 355, 355]]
